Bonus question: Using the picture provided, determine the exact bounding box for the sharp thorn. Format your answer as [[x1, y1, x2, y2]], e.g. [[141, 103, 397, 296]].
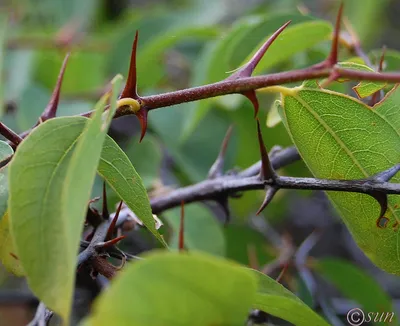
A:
[[106, 201, 124, 240], [256, 119, 276, 181], [327, 2, 343, 66], [208, 125, 234, 179], [275, 263, 289, 283], [40, 52, 70, 122], [136, 108, 148, 142], [256, 187, 279, 215], [179, 201, 185, 251], [369, 191, 388, 222], [377, 45, 386, 73], [228, 21, 291, 80], [371, 164, 400, 183], [101, 235, 127, 249], [102, 182, 109, 220], [0, 122, 23, 146], [121, 30, 139, 99]]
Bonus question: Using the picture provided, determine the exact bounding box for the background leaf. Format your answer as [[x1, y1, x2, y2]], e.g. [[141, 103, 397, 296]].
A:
[[163, 203, 225, 256], [315, 257, 395, 325], [252, 270, 329, 326], [89, 251, 257, 326]]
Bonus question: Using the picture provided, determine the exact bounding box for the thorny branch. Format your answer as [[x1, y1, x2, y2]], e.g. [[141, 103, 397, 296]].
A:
[[8, 3, 400, 323]]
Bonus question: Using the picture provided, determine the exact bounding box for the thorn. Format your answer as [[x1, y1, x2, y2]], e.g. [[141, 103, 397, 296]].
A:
[[102, 182, 109, 220], [371, 164, 400, 183], [101, 235, 127, 248], [0, 121, 23, 146], [121, 31, 139, 99], [319, 70, 340, 88], [136, 108, 148, 142], [40, 53, 70, 122], [256, 119, 276, 181], [368, 191, 388, 221], [226, 21, 291, 117], [369, 46, 387, 106], [311, 3, 343, 70], [377, 46, 386, 73], [216, 196, 231, 225], [208, 125, 234, 179], [106, 201, 123, 240], [247, 244, 260, 270], [326, 2, 343, 67], [228, 21, 291, 80], [179, 201, 185, 251], [256, 187, 279, 215], [275, 263, 289, 283]]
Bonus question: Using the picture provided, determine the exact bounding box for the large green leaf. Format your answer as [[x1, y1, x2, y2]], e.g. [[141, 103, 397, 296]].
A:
[[315, 258, 395, 325], [163, 203, 225, 256], [277, 86, 400, 274], [88, 251, 257, 326], [252, 270, 329, 326], [8, 77, 121, 322]]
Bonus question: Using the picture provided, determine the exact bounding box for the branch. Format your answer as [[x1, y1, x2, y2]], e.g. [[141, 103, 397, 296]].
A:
[[150, 146, 400, 214]]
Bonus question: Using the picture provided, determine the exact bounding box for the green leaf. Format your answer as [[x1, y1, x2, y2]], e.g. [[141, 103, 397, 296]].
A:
[[98, 136, 166, 246], [0, 212, 24, 276], [163, 203, 225, 256], [337, 62, 386, 98], [252, 270, 329, 326], [137, 26, 219, 89], [9, 77, 121, 322], [0, 141, 13, 220], [278, 86, 400, 274], [89, 251, 257, 326], [9, 117, 90, 320], [315, 258, 395, 325], [266, 99, 283, 128]]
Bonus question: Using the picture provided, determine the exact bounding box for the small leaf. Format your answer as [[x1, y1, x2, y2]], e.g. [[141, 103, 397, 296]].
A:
[[98, 136, 166, 246], [252, 270, 329, 326], [315, 258, 396, 324], [336, 62, 386, 98], [0, 212, 24, 276], [89, 251, 257, 326], [278, 86, 400, 274], [164, 203, 225, 256]]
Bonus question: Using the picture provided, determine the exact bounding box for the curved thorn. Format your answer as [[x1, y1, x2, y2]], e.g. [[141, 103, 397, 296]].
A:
[[41, 52, 70, 122], [106, 201, 124, 240], [121, 31, 139, 99], [136, 108, 148, 142], [256, 119, 275, 180], [179, 201, 185, 251], [102, 182, 109, 220], [368, 191, 388, 221], [256, 187, 278, 215], [208, 125, 234, 179]]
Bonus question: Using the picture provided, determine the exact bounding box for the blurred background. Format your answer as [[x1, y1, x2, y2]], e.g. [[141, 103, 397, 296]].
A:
[[0, 0, 400, 325]]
